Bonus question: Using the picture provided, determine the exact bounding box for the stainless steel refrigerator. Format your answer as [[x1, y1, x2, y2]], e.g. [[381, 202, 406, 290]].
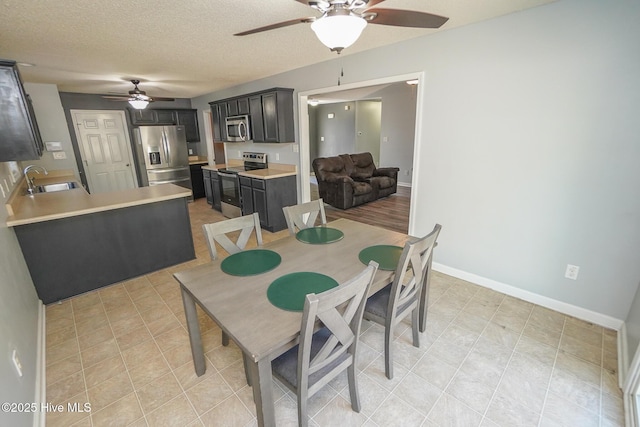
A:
[[136, 126, 192, 195]]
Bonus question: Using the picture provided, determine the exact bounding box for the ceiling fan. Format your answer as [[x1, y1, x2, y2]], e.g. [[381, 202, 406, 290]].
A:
[[102, 80, 175, 109], [235, 0, 449, 53]]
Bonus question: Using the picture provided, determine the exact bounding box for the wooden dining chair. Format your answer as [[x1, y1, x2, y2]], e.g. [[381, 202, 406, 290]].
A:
[[202, 212, 263, 384], [271, 261, 379, 427], [363, 223, 441, 379], [202, 212, 263, 261], [282, 198, 327, 236]]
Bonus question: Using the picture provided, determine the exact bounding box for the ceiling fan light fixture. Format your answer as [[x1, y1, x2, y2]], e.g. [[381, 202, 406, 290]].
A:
[[129, 99, 149, 109], [311, 14, 367, 53]]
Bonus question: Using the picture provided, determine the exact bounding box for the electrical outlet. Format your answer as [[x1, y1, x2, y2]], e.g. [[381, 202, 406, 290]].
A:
[[12, 349, 23, 377], [565, 264, 580, 280], [275, 153, 280, 161]]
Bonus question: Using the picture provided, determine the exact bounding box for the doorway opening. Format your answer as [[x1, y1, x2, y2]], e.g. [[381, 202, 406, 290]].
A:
[[298, 72, 423, 235], [70, 110, 138, 193]]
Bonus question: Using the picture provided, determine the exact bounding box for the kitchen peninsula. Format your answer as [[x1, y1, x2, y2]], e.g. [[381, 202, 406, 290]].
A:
[[6, 171, 194, 304]]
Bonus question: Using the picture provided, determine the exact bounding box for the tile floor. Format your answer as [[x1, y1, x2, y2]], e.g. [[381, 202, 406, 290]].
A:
[[44, 198, 625, 426]]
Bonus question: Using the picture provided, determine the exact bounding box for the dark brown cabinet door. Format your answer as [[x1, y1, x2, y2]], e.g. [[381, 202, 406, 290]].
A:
[[211, 104, 222, 142], [261, 93, 279, 142], [155, 110, 177, 124], [0, 60, 44, 160], [249, 95, 265, 142], [177, 110, 200, 142], [237, 97, 250, 115], [129, 109, 156, 124], [226, 100, 239, 116]]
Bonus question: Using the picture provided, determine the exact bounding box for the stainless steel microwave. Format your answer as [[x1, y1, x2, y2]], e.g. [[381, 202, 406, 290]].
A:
[[225, 115, 251, 142]]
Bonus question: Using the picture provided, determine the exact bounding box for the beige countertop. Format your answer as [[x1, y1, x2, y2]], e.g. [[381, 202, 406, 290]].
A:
[[188, 156, 209, 165], [202, 163, 296, 179], [6, 171, 192, 227]]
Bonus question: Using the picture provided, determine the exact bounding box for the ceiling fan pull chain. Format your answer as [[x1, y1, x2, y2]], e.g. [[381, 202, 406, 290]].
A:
[[338, 66, 344, 86]]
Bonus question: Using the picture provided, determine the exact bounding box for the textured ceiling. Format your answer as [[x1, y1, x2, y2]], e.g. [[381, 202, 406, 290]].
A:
[[0, 0, 555, 99]]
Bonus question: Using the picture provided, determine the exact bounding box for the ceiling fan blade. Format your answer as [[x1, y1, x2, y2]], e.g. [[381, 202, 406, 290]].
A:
[[235, 17, 316, 36], [148, 96, 175, 102], [365, 8, 449, 28], [101, 95, 130, 100]]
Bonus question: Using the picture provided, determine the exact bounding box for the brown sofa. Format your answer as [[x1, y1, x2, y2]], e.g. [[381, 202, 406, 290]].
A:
[[312, 152, 400, 210]]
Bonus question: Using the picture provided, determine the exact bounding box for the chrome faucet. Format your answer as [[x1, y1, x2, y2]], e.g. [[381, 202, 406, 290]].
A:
[[23, 165, 48, 195]]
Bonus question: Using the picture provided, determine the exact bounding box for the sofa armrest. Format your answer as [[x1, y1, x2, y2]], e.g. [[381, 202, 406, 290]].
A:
[[324, 175, 355, 185], [374, 167, 400, 178]]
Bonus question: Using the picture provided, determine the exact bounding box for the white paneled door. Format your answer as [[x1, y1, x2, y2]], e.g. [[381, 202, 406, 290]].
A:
[[71, 110, 138, 193]]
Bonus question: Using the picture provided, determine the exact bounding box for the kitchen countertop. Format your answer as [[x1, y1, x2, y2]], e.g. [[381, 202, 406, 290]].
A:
[[202, 163, 297, 179], [5, 170, 192, 227], [188, 156, 209, 165]]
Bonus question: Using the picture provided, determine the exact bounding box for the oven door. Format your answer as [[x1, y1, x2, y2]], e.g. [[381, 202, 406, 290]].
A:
[[218, 171, 242, 218]]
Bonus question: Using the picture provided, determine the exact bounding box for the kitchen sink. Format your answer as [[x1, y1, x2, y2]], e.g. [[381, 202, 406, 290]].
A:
[[33, 181, 79, 193]]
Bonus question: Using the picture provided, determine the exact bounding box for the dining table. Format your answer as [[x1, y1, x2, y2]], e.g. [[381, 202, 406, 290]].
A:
[[173, 218, 408, 427]]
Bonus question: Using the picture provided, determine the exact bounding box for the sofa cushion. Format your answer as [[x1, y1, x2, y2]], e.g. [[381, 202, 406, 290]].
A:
[[352, 181, 373, 196], [350, 152, 376, 179], [371, 176, 395, 189], [313, 156, 349, 182]]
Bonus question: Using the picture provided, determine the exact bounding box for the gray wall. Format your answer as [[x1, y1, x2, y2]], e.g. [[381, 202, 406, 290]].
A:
[[312, 101, 356, 159], [355, 100, 381, 165], [0, 164, 41, 427], [626, 285, 640, 371], [23, 83, 79, 176], [373, 84, 417, 185], [192, 0, 640, 323]]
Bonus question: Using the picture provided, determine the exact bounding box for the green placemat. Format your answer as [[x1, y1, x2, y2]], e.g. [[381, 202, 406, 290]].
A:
[[267, 272, 339, 311], [358, 245, 403, 271], [221, 249, 281, 276], [296, 227, 344, 244]]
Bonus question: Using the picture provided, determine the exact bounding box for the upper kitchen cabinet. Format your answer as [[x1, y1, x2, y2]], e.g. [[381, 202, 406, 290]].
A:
[[210, 88, 294, 143], [0, 60, 44, 161], [176, 109, 200, 142], [129, 108, 200, 142], [210, 102, 227, 142], [130, 109, 175, 125], [257, 89, 294, 143]]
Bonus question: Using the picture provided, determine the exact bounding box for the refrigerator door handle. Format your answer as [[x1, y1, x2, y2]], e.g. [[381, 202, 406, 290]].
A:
[[162, 129, 171, 166]]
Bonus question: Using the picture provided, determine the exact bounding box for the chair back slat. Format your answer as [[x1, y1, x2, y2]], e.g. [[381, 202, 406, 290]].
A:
[[202, 212, 263, 260], [299, 261, 378, 380], [387, 224, 441, 321], [283, 198, 327, 236]]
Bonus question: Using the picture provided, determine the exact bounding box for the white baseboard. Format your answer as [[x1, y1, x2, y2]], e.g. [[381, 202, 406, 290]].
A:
[[432, 262, 624, 331], [397, 182, 411, 188], [33, 300, 45, 427]]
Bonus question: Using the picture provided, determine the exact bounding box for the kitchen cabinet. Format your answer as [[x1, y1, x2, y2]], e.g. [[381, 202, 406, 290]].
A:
[[226, 99, 239, 116], [177, 109, 200, 142], [239, 175, 296, 232], [211, 171, 221, 211], [130, 108, 200, 142], [0, 60, 44, 161], [203, 169, 213, 205], [129, 109, 162, 124], [209, 88, 294, 143], [190, 164, 205, 199], [210, 102, 228, 142], [237, 97, 250, 115], [251, 89, 294, 143]]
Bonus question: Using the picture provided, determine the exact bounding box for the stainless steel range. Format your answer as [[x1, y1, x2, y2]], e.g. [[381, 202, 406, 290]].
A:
[[217, 152, 267, 218]]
